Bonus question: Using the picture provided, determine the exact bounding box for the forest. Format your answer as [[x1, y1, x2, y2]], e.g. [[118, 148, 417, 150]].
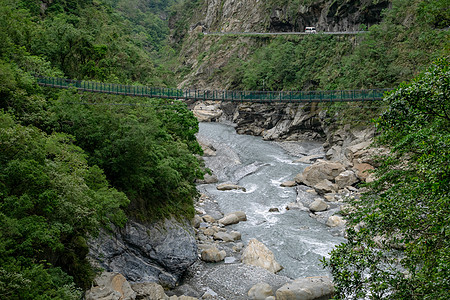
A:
[[0, 0, 202, 298]]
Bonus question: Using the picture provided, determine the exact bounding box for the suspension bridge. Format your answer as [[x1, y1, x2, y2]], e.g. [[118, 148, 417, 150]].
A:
[[36, 77, 389, 103]]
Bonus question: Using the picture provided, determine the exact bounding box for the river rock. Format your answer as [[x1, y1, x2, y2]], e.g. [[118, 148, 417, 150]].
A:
[[131, 282, 168, 300], [313, 179, 338, 194], [230, 230, 242, 241], [201, 247, 226, 262], [202, 226, 218, 236], [281, 181, 297, 187], [202, 215, 216, 223], [275, 276, 334, 300], [248, 283, 274, 300], [216, 183, 246, 192], [85, 272, 136, 300], [326, 215, 346, 227], [214, 231, 235, 242], [88, 218, 197, 288], [335, 170, 359, 189], [218, 211, 247, 225], [300, 161, 346, 187], [353, 163, 375, 182], [241, 239, 283, 273], [309, 199, 328, 212]]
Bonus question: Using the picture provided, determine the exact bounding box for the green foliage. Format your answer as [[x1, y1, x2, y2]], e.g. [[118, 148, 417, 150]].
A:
[[0, 111, 129, 295], [0, 0, 203, 297], [229, 0, 449, 92], [323, 58, 450, 299], [47, 91, 203, 220]]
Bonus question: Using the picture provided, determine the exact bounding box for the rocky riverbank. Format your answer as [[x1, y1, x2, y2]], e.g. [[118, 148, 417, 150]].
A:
[[85, 101, 383, 299]]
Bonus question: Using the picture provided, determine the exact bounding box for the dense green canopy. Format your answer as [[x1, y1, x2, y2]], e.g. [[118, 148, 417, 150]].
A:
[[323, 58, 449, 299]]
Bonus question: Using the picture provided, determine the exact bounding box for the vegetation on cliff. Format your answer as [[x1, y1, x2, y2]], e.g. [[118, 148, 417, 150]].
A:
[[324, 58, 449, 299], [236, 0, 448, 91], [0, 0, 202, 298]]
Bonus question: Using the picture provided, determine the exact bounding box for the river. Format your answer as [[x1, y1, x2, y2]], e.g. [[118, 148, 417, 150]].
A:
[[196, 122, 345, 280]]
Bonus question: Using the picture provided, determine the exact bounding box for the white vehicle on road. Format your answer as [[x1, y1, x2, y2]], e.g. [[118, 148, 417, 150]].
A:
[[305, 27, 317, 33]]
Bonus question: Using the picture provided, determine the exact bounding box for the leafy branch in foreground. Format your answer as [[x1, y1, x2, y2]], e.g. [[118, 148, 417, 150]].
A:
[[323, 57, 449, 299]]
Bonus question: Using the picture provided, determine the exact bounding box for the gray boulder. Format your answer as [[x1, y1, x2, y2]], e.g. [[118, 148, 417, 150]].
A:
[[300, 161, 345, 187], [309, 199, 328, 213], [88, 219, 197, 288], [313, 180, 338, 195], [335, 170, 359, 189]]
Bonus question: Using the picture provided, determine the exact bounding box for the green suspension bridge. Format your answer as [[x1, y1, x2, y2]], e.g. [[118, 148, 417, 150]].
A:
[[36, 77, 389, 103]]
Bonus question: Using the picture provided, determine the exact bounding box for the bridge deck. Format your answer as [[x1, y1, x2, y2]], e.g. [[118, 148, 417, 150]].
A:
[[37, 77, 388, 103]]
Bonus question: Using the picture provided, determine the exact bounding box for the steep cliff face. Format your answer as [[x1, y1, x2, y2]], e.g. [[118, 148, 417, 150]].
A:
[[171, 0, 390, 90], [268, 0, 390, 32]]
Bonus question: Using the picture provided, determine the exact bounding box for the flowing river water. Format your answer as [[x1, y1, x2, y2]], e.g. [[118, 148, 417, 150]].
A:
[[197, 122, 346, 279]]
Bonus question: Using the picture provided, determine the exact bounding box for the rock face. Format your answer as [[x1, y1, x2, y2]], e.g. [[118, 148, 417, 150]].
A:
[[275, 276, 334, 300], [241, 239, 283, 273], [88, 219, 197, 288], [172, 0, 389, 90]]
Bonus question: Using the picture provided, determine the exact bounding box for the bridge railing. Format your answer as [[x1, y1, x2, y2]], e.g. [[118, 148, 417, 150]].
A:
[[36, 77, 389, 103]]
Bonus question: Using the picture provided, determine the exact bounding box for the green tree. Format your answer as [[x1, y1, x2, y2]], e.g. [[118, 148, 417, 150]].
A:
[[0, 111, 129, 296], [323, 58, 450, 299], [48, 91, 203, 220]]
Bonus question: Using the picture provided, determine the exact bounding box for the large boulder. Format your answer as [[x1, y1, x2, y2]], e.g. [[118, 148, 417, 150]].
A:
[[218, 211, 247, 225], [309, 199, 328, 213], [335, 170, 359, 189], [193, 102, 223, 122], [248, 283, 274, 300], [299, 161, 345, 187], [313, 180, 338, 195], [85, 272, 136, 300], [88, 219, 197, 288], [275, 276, 334, 300], [353, 163, 375, 182], [201, 247, 226, 262], [241, 239, 283, 273]]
